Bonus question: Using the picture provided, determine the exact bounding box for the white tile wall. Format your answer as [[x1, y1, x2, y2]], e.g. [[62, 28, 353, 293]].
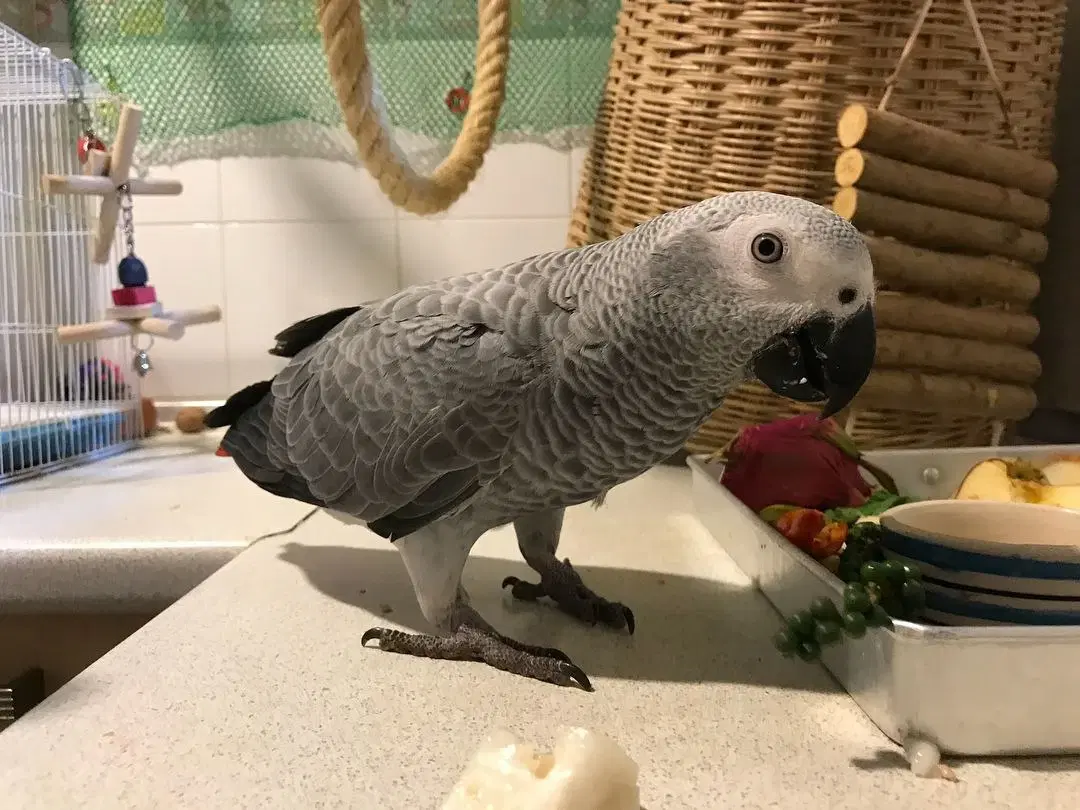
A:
[[132, 143, 583, 401]]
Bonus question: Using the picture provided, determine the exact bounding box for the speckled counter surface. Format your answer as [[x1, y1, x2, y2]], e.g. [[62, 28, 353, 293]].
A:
[[1, 467, 1077, 809], [0, 430, 316, 612]]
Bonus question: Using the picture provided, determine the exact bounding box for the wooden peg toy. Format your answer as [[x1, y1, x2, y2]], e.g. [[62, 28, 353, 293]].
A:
[[41, 102, 182, 264], [43, 98, 224, 368], [55, 304, 223, 346]]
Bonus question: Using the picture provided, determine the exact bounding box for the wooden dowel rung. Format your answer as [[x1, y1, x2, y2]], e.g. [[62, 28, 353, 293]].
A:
[[877, 329, 1041, 385], [865, 237, 1039, 305], [108, 103, 142, 185], [56, 319, 135, 344], [875, 293, 1039, 346], [834, 187, 1048, 265], [41, 175, 114, 196], [834, 148, 1050, 230], [126, 179, 183, 196], [91, 194, 121, 265], [161, 305, 222, 326], [837, 104, 1057, 199], [858, 369, 1035, 419], [138, 318, 186, 340]]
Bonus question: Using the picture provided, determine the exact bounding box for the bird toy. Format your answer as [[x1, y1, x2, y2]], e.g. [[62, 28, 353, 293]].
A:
[[41, 88, 222, 377], [445, 72, 472, 116]]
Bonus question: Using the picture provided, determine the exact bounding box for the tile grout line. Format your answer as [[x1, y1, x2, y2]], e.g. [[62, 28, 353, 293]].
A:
[[215, 160, 234, 393]]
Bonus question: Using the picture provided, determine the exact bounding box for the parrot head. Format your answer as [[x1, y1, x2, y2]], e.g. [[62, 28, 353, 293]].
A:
[[675, 191, 877, 419]]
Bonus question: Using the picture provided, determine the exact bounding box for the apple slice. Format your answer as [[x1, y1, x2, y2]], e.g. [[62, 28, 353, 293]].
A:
[[441, 728, 640, 810], [954, 459, 1041, 503], [1041, 457, 1080, 487], [1039, 484, 1080, 510]]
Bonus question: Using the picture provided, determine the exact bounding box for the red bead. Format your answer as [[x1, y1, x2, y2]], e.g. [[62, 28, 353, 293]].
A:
[[77, 134, 106, 164], [111, 286, 157, 306], [445, 87, 470, 115]]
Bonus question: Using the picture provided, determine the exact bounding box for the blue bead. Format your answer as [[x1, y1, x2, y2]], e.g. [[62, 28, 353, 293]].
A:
[[117, 255, 148, 287]]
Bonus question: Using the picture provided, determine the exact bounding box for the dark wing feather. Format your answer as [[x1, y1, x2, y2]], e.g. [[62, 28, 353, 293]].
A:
[[268, 306, 363, 358]]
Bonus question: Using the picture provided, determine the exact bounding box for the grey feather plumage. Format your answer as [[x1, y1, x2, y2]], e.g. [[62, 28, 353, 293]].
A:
[[225, 193, 846, 531], [213, 190, 875, 688]]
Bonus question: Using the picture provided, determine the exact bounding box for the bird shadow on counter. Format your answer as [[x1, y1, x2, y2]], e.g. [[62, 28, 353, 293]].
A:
[[851, 748, 1080, 775], [276, 542, 840, 694]]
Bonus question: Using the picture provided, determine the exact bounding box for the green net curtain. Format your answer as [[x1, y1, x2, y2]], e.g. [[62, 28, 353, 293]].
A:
[[65, 0, 619, 168]]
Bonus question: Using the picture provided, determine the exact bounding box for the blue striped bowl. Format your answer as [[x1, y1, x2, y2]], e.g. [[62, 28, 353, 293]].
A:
[[878, 500, 1080, 626]]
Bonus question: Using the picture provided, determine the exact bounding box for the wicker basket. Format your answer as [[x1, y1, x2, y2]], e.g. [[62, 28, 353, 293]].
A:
[[568, 0, 1066, 453]]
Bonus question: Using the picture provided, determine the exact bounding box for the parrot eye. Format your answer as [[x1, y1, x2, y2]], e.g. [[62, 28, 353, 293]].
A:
[[750, 232, 784, 264]]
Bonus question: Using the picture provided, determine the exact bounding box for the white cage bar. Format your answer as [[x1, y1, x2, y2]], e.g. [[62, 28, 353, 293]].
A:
[[0, 22, 139, 485]]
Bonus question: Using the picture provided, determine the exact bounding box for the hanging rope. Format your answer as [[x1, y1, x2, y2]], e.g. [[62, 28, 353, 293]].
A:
[[879, 0, 1021, 149], [316, 0, 512, 215]]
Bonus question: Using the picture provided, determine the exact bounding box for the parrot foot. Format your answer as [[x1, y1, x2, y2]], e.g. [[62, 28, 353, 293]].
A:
[[501, 557, 635, 635], [360, 623, 593, 691]]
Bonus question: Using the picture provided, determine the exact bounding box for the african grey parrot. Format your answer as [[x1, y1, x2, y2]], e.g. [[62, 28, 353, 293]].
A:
[[205, 191, 876, 691]]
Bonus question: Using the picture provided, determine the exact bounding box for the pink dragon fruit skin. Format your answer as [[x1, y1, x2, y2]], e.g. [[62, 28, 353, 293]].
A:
[[719, 414, 872, 514]]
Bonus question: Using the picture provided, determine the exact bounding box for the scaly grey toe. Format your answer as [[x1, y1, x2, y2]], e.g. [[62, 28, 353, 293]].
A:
[[361, 625, 592, 690], [502, 557, 636, 635]]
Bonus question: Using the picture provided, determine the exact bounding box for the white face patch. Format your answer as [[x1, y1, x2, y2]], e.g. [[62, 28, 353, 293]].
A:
[[705, 204, 874, 323]]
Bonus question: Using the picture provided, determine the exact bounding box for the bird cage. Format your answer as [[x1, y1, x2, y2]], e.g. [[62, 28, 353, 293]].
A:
[[0, 22, 140, 484]]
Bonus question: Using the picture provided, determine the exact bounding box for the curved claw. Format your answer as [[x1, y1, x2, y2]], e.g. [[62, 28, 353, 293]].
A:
[[361, 627, 385, 647], [501, 576, 521, 590], [562, 663, 594, 692], [623, 606, 636, 636], [535, 646, 574, 665]]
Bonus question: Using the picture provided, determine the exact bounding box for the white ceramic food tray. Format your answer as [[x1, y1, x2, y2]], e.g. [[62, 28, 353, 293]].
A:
[[689, 444, 1080, 757]]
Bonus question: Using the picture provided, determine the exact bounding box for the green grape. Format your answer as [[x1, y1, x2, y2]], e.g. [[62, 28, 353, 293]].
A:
[[796, 638, 822, 661], [861, 560, 890, 584], [901, 561, 923, 581], [814, 619, 843, 646], [866, 604, 893, 629], [842, 610, 868, 638], [810, 597, 842, 622], [901, 579, 927, 612], [843, 582, 872, 614], [773, 628, 800, 657], [787, 610, 816, 639], [882, 559, 908, 582]]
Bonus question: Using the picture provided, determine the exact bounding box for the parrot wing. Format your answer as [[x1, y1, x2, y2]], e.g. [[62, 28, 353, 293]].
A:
[[216, 283, 547, 540]]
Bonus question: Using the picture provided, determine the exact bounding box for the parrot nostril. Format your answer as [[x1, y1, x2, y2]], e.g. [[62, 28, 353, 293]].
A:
[[838, 287, 857, 306]]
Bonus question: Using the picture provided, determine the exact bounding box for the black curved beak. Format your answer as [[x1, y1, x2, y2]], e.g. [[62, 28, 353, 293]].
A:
[[751, 305, 876, 419]]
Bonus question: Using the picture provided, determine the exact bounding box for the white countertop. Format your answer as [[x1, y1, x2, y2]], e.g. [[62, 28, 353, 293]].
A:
[[0, 430, 314, 612], [0, 466, 1077, 809]]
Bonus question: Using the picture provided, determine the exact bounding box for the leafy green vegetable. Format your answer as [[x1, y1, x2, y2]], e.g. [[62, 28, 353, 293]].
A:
[[825, 489, 916, 525]]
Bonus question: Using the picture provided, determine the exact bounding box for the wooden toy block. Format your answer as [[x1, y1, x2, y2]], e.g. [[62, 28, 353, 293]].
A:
[[111, 286, 157, 306], [106, 303, 163, 320]]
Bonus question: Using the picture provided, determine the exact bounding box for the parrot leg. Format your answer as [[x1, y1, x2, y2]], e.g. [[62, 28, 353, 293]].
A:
[[361, 523, 593, 690], [501, 509, 635, 634]]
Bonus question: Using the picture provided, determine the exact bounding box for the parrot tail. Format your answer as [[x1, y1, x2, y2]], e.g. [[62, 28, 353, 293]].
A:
[[204, 380, 272, 429], [205, 305, 363, 430]]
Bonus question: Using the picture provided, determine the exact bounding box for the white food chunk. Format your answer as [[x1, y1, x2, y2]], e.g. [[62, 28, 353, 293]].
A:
[[904, 736, 942, 778], [441, 727, 640, 810]]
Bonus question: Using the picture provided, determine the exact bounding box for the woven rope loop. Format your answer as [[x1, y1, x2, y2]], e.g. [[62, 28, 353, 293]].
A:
[[316, 0, 512, 215]]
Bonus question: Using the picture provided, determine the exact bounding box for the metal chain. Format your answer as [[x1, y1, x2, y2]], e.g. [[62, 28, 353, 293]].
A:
[[129, 333, 155, 353], [118, 184, 136, 256], [59, 58, 95, 136]]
